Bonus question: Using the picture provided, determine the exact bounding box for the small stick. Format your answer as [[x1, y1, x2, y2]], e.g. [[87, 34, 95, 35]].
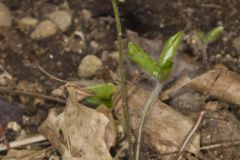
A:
[[135, 81, 163, 160], [149, 139, 240, 159], [200, 139, 240, 150], [21, 146, 53, 160], [0, 134, 47, 152], [0, 86, 65, 104], [35, 64, 69, 84], [175, 111, 206, 160], [111, 0, 134, 159]]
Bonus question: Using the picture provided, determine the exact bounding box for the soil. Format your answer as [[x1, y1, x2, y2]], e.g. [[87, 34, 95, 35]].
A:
[[0, 0, 240, 160]]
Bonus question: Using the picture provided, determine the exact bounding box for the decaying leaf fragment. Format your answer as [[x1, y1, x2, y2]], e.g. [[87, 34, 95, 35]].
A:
[[160, 70, 240, 106], [115, 86, 200, 155], [39, 86, 113, 160], [189, 70, 240, 105]]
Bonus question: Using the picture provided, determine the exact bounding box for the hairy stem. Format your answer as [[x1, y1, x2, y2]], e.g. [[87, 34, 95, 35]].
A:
[[111, 0, 134, 159], [135, 81, 162, 160], [202, 45, 208, 66]]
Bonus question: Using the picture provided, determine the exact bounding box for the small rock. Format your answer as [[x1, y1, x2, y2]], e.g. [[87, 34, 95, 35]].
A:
[[48, 10, 72, 32], [233, 37, 240, 53], [78, 55, 102, 78], [108, 51, 119, 61], [90, 40, 99, 50], [51, 85, 65, 97], [30, 20, 58, 40], [80, 9, 92, 22], [0, 3, 12, 28], [7, 121, 21, 131], [18, 17, 38, 27], [0, 67, 12, 86]]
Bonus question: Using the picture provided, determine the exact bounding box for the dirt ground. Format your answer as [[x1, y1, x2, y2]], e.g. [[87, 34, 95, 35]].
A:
[[0, 0, 240, 160]]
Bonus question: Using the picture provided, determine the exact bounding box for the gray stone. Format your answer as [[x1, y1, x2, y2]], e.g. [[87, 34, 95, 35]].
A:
[[233, 37, 240, 53], [30, 20, 58, 40], [78, 55, 102, 78], [48, 10, 72, 32], [0, 3, 12, 28]]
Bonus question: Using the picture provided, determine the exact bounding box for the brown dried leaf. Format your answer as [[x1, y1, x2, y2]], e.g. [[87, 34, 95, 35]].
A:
[[96, 105, 116, 149], [39, 86, 113, 160], [2, 149, 38, 160], [161, 70, 240, 106], [115, 86, 200, 155], [189, 70, 240, 105]]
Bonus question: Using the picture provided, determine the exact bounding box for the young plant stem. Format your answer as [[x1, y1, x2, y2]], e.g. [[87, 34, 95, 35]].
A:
[[202, 45, 208, 66], [111, 0, 134, 159], [135, 81, 163, 160]]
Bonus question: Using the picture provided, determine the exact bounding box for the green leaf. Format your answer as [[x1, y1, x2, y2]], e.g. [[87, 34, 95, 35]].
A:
[[206, 26, 224, 43], [118, 0, 125, 2], [157, 31, 184, 81], [86, 83, 116, 99], [83, 97, 113, 108], [197, 30, 207, 43], [128, 42, 160, 78]]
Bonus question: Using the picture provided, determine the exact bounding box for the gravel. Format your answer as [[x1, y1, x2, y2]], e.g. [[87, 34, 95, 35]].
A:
[[30, 20, 58, 40], [78, 55, 103, 78], [0, 3, 12, 28], [48, 10, 72, 32]]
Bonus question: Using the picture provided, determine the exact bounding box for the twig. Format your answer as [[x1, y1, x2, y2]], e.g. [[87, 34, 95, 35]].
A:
[[21, 146, 53, 160], [135, 81, 162, 160], [114, 141, 128, 160], [0, 86, 66, 104], [175, 111, 206, 160], [0, 134, 47, 152], [149, 139, 240, 159], [36, 64, 69, 84], [200, 3, 222, 9], [200, 139, 240, 150], [111, 0, 134, 159], [149, 150, 207, 160]]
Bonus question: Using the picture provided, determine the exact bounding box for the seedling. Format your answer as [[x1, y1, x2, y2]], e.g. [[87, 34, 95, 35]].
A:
[[197, 26, 224, 44], [128, 32, 184, 82], [128, 32, 184, 160], [83, 83, 116, 108], [197, 26, 224, 65]]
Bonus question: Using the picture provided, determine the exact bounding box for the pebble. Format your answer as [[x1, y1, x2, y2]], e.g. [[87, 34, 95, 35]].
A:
[[18, 17, 38, 27], [78, 55, 103, 78], [233, 36, 240, 53], [48, 10, 72, 32], [7, 121, 21, 131], [80, 9, 92, 21], [30, 20, 58, 40], [0, 68, 12, 86], [0, 3, 12, 28], [108, 51, 119, 61]]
